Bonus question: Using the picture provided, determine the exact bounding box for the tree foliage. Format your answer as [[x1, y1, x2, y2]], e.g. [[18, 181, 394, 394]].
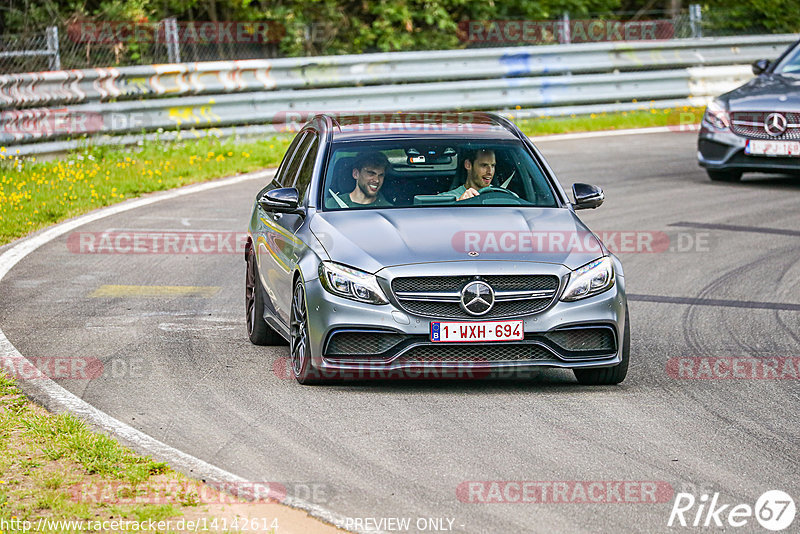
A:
[[1, 0, 797, 59]]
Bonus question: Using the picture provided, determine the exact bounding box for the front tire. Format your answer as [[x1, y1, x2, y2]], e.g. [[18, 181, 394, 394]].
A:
[[245, 249, 284, 346], [573, 306, 630, 385], [290, 280, 325, 385], [707, 169, 742, 182]]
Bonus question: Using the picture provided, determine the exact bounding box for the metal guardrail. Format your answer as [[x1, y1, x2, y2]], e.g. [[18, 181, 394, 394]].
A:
[[1, 34, 794, 110], [0, 34, 796, 155]]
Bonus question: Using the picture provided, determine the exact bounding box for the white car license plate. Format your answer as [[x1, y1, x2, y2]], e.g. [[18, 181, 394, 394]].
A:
[[745, 140, 800, 157], [430, 320, 524, 342]]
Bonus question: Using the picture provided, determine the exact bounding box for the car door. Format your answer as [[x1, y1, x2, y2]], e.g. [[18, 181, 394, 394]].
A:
[[272, 132, 320, 324], [256, 131, 310, 326]]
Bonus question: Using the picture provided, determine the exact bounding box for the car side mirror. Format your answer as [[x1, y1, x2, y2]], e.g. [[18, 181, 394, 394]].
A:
[[752, 59, 770, 75], [257, 187, 303, 214], [572, 183, 604, 210]]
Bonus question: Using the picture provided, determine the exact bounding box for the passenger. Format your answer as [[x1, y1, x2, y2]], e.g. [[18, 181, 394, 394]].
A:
[[328, 151, 392, 208], [439, 148, 496, 201]]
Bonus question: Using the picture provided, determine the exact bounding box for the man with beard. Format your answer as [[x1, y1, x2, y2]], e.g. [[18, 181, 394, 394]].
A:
[[327, 151, 392, 208], [439, 148, 496, 201]]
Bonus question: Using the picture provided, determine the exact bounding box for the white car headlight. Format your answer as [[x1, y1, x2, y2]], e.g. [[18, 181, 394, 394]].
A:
[[561, 257, 615, 302], [319, 262, 388, 304], [702, 99, 730, 130]]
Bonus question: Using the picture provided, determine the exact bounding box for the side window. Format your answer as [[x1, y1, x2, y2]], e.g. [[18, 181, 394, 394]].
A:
[[292, 136, 319, 201], [282, 132, 313, 188], [274, 132, 307, 186]]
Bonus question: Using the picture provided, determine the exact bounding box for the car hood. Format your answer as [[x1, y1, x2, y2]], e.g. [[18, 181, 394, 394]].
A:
[[309, 207, 604, 273], [723, 74, 800, 112]]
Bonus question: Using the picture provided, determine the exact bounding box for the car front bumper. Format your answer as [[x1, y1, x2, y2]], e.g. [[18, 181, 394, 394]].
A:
[[697, 125, 800, 174], [302, 261, 627, 379]]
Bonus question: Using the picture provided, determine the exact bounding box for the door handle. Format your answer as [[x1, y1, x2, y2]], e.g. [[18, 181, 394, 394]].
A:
[[273, 213, 283, 221]]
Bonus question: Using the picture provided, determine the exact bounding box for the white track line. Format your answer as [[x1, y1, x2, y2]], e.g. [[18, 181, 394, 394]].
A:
[[0, 168, 380, 534]]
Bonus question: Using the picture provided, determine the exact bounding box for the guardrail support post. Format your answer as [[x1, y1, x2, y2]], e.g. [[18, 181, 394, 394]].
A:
[[46, 26, 61, 71], [689, 4, 703, 39], [559, 12, 571, 44], [164, 17, 181, 63]]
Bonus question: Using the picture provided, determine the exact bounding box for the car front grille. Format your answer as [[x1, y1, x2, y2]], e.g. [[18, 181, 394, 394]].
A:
[[730, 111, 800, 140], [391, 274, 560, 319]]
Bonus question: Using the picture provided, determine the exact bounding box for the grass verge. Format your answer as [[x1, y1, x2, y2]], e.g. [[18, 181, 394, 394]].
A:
[[514, 105, 704, 136], [0, 372, 342, 533], [0, 135, 294, 246]]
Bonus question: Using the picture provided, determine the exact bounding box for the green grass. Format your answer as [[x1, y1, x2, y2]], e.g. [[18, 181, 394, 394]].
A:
[[0, 372, 303, 529], [514, 106, 704, 136], [0, 134, 294, 246], [0, 106, 704, 247], [0, 374, 182, 524]]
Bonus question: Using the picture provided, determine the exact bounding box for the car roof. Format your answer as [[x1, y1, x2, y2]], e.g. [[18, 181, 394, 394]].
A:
[[310, 112, 523, 142]]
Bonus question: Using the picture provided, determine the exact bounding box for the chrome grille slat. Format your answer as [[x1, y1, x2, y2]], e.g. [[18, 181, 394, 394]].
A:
[[391, 275, 559, 319], [730, 111, 800, 140]]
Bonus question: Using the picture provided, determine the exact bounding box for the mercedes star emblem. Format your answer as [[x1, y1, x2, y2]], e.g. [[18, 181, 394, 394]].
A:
[[460, 281, 495, 316], [764, 113, 788, 137]]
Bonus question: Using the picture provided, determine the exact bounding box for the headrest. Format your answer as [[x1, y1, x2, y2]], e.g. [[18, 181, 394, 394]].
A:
[[331, 156, 356, 194]]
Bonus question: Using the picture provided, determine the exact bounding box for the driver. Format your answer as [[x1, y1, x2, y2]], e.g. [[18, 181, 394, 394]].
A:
[[439, 148, 496, 201]]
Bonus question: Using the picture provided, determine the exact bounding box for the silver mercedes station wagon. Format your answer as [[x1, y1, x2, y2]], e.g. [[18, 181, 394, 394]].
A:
[[245, 113, 629, 385]]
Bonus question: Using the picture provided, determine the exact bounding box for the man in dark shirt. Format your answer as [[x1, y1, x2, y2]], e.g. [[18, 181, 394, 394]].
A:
[[438, 148, 496, 201], [327, 151, 392, 208]]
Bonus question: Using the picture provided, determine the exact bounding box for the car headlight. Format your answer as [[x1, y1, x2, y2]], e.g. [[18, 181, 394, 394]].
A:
[[702, 99, 730, 130], [319, 262, 388, 304], [561, 257, 615, 301]]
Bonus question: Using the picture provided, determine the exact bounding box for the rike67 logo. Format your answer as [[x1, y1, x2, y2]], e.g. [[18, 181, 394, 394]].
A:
[[668, 490, 796, 531]]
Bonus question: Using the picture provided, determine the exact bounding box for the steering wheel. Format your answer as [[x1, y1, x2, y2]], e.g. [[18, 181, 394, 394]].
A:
[[477, 186, 520, 199]]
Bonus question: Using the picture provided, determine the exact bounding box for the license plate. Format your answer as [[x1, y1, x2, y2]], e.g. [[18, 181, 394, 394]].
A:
[[745, 140, 800, 157], [430, 320, 524, 342]]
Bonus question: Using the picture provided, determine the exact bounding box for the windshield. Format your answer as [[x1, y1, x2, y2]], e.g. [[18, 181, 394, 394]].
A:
[[774, 43, 800, 75], [320, 139, 559, 210]]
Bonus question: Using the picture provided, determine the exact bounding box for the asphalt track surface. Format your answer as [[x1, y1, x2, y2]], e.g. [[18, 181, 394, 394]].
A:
[[1, 131, 799, 533]]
